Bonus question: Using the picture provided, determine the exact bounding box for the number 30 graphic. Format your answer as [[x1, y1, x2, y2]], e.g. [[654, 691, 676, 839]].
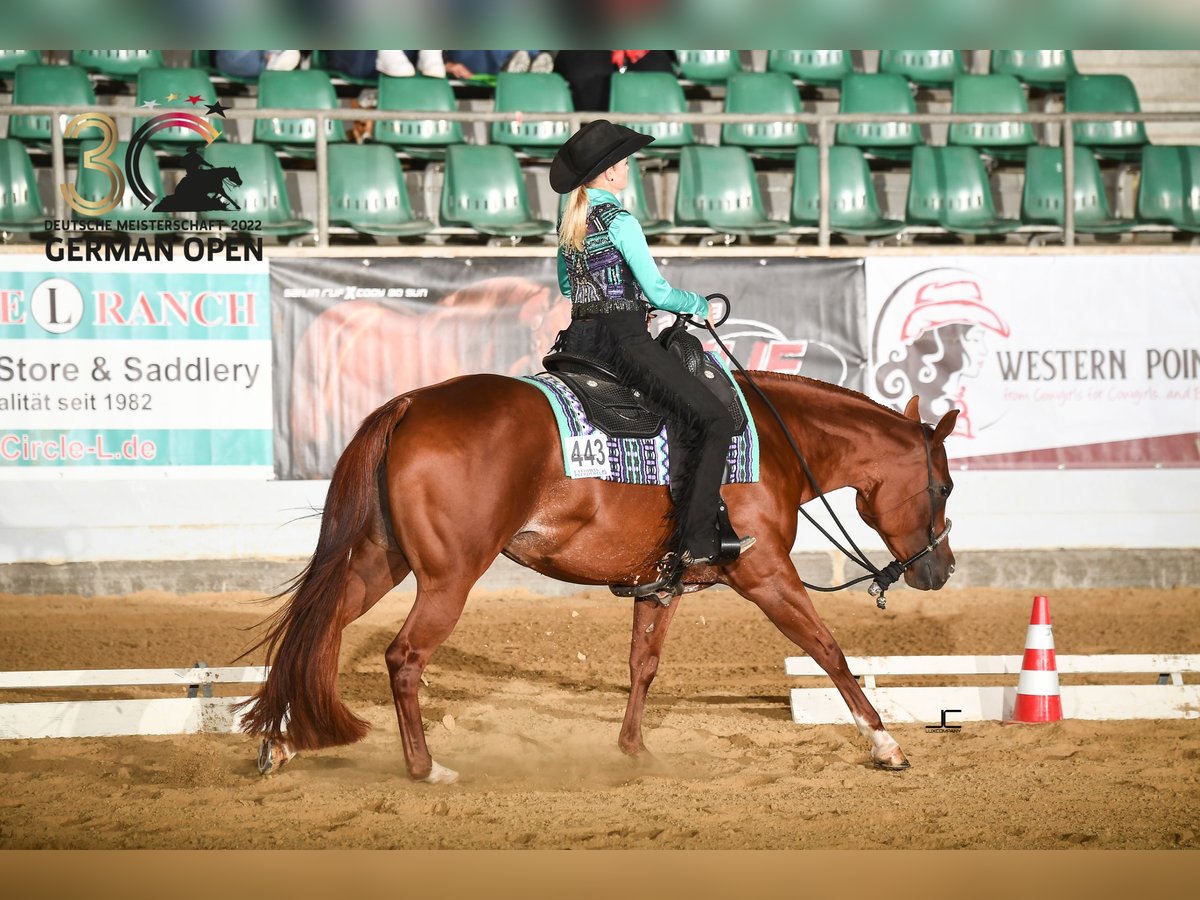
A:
[[60, 113, 125, 216]]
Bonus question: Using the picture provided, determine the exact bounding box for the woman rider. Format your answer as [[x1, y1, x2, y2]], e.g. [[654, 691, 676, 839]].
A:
[[549, 119, 754, 594]]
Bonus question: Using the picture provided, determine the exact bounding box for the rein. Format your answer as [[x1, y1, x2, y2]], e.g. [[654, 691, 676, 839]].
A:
[[693, 296, 951, 609]]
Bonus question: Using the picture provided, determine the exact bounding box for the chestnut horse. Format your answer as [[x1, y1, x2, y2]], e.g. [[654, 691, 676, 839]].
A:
[[239, 372, 958, 784]]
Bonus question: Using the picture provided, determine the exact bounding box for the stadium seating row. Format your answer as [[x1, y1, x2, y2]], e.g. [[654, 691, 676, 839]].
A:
[[0, 50, 1083, 93], [3, 65, 1151, 163], [3, 140, 1197, 239]]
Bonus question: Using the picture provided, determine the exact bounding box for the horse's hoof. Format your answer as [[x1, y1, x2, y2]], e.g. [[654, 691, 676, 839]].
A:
[[418, 760, 459, 785], [872, 746, 911, 771], [257, 738, 296, 777]]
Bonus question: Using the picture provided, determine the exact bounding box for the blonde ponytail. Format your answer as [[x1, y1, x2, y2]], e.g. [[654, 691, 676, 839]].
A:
[[558, 186, 590, 253]]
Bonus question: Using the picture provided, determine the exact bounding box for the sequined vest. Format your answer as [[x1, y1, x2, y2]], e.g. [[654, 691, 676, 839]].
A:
[[560, 202, 648, 318]]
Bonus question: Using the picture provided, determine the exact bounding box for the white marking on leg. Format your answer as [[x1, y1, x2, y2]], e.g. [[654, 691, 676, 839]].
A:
[[420, 759, 460, 785], [853, 713, 899, 757]]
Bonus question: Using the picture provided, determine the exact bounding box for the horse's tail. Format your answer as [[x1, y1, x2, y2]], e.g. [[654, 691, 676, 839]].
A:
[[236, 395, 412, 750]]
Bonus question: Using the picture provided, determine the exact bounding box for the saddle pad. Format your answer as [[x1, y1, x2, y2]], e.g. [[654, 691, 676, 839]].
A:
[[521, 352, 759, 485]]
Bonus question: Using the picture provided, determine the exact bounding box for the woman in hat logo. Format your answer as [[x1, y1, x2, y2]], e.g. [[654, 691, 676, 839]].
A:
[[549, 119, 754, 592], [872, 268, 1011, 440]]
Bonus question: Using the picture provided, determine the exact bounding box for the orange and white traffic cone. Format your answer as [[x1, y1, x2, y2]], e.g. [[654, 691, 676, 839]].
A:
[[1007, 594, 1064, 724]]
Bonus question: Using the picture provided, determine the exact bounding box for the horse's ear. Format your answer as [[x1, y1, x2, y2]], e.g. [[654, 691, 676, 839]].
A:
[[932, 409, 959, 443], [903, 396, 922, 422]]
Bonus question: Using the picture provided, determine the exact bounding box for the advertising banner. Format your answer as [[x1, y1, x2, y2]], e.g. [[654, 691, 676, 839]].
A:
[[865, 256, 1200, 468], [272, 256, 864, 479], [0, 256, 272, 476]]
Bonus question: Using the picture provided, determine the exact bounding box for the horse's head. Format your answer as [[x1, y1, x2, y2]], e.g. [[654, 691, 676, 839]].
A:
[[221, 168, 243, 187], [855, 396, 957, 591]]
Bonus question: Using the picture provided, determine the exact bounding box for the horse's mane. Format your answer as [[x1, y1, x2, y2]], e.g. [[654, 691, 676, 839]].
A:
[[740, 370, 910, 423]]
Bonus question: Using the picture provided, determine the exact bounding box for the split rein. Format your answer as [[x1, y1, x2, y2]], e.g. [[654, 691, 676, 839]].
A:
[[691, 294, 952, 610]]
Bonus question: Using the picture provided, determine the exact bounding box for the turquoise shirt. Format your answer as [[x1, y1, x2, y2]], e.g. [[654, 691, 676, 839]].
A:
[[557, 188, 709, 319]]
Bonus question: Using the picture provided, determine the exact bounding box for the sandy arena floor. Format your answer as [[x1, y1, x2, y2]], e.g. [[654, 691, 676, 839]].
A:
[[0, 584, 1198, 849]]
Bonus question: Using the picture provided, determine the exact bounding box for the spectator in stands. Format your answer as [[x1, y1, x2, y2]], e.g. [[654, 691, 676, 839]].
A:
[[442, 50, 554, 79], [213, 50, 301, 78], [553, 50, 675, 111], [323, 51, 446, 80]]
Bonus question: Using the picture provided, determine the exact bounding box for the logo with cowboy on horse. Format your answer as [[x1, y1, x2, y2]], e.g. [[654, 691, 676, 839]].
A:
[[60, 101, 238, 217]]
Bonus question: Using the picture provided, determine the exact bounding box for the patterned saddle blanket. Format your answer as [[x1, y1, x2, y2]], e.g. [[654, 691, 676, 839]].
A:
[[521, 350, 759, 485]]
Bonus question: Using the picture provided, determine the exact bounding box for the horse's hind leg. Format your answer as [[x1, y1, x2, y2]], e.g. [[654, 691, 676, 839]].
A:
[[382, 572, 483, 784], [726, 559, 910, 770], [618, 597, 681, 757], [259, 537, 410, 776]]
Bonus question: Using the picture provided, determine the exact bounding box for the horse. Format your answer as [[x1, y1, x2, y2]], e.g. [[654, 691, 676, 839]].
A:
[[238, 369, 958, 784], [153, 167, 243, 212]]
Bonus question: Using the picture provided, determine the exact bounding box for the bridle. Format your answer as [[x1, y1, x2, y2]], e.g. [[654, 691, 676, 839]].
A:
[[856, 424, 954, 607], [693, 295, 953, 609]]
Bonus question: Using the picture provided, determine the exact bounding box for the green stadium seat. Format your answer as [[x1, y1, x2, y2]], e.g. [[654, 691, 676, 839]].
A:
[[134, 68, 221, 147], [906, 146, 1019, 235], [1137, 145, 1200, 233], [1021, 146, 1133, 233], [71, 50, 164, 79], [0, 50, 41, 76], [948, 74, 1037, 162], [835, 73, 922, 160], [990, 50, 1077, 91], [327, 144, 432, 238], [491, 72, 573, 158], [676, 50, 742, 84], [440, 145, 554, 238], [721, 71, 809, 159], [373, 75, 464, 160], [199, 142, 315, 237], [675, 145, 788, 237], [253, 70, 346, 159], [879, 50, 966, 89], [766, 50, 853, 87], [609, 71, 694, 156], [0, 139, 45, 230], [791, 145, 904, 237], [71, 140, 170, 229], [1066, 74, 1148, 162], [8, 65, 96, 148]]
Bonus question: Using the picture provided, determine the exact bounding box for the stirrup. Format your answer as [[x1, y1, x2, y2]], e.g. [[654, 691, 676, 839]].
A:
[[609, 552, 685, 605]]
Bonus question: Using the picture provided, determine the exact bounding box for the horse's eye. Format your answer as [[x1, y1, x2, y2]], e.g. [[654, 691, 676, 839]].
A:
[[939, 484, 952, 497]]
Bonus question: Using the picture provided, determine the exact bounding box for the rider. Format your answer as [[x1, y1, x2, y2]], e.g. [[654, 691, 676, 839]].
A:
[[182, 145, 214, 178], [549, 119, 754, 593]]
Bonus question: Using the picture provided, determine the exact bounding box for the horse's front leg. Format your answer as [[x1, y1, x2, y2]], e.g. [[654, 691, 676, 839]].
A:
[[725, 555, 909, 770], [618, 596, 681, 757]]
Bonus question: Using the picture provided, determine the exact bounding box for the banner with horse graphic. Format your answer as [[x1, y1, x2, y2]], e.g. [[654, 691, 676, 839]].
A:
[[271, 256, 864, 479], [866, 256, 1200, 469]]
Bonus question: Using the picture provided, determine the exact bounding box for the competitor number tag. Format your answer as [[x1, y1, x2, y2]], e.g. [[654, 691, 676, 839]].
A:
[[566, 434, 609, 479]]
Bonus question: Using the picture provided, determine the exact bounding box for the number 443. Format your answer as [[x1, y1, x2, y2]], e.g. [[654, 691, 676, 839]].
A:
[[568, 436, 608, 475]]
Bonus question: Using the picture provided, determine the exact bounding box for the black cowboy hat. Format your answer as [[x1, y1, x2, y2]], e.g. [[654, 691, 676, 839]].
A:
[[549, 119, 655, 193]]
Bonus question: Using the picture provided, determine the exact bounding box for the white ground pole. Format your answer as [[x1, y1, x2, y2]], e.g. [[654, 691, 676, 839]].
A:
[[785, 655, 1200, 724], [0, 666, 269, 740]]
